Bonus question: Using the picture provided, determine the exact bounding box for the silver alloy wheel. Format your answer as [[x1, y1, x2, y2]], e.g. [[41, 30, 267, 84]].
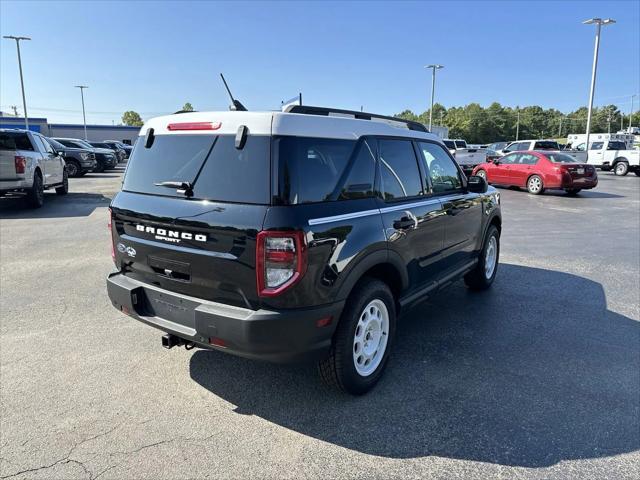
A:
[[615, 163, 627, 175], [484, 236, 497, 279], [477, 170, 487, 180], [528, 176, 542, 193], [353, 299, 389, 377]]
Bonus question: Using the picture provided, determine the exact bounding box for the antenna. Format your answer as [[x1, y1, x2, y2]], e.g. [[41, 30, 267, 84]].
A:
[[220, 73, 247, 111]]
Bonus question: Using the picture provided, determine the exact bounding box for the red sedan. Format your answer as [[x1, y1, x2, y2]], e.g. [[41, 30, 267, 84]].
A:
[[472, 150, 598, 195]]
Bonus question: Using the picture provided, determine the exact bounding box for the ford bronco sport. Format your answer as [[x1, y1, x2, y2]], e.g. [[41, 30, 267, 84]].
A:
[[107, 106, 502, 394]]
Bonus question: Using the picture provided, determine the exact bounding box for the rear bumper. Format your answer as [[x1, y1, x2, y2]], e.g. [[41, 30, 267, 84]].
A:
[[561, 177, 598, 189], [107, 272, 343, 363], [0, 178, 31, 191]]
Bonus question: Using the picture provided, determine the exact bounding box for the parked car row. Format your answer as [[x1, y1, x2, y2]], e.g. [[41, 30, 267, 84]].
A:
[[0, 128, 131, 208]]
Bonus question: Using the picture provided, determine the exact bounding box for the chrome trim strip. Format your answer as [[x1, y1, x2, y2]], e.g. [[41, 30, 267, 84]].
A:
[[380, 198, 442, 213], [307, 194, 465, 226], [121, 234, 237, 260], [308, 209, 380, 226]]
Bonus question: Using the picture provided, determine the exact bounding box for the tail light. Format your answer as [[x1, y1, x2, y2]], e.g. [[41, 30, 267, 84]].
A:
[[108, 208, 116, 265], [14, 156, 26, 174], [256, 231, 307, 297]]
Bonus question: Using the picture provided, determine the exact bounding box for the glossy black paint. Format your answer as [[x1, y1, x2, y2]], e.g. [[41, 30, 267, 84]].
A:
[[108, 132, 501, 362]]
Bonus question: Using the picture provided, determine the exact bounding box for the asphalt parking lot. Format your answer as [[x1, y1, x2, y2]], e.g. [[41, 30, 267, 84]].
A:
[[0, 169, 638, 479]]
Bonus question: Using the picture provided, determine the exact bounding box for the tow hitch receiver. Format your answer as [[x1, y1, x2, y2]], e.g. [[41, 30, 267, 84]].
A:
[[161, 334, 183, 349]]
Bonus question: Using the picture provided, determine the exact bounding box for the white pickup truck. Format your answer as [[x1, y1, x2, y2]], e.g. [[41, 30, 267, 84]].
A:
[[0, 129, 68, 207], [443, 138, 488, 175], [573, 139, 640, 176], [502, 138, 639, 176]]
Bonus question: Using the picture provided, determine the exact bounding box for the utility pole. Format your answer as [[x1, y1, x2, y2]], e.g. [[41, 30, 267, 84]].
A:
[[558, 115, 563, 137], [630, 94, 637, 131], [3, 35, 31, 130], [424, 64, 444, 131], [75, 85, 89, 140], [582, 18, 615, 151], [440, 110, 444, 126], [607, 108, 612, 134], [515, 109, 520, 140]]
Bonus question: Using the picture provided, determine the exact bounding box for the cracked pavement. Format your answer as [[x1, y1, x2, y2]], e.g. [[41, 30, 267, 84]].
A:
[[1, 168, 639, 479]]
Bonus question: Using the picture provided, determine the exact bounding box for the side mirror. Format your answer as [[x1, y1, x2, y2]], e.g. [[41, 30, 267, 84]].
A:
[[467, 175, 488, 193]]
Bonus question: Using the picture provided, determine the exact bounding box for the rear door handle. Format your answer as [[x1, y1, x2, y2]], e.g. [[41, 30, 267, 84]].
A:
[[393, 211, 418, 230]]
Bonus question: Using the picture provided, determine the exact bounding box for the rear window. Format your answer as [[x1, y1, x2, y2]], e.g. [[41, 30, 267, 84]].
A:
[[122, 134, 271, 204], [546, 153, 579, 163], [443, 140, 455, 149], [0, 132, 34, 151], [275, 136, 358, 204], [533, 141, 559, 150], [454, 140, 467, 149]]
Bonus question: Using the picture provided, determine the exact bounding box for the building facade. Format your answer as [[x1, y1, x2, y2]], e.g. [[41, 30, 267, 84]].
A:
[[0, 114, 140, 145]]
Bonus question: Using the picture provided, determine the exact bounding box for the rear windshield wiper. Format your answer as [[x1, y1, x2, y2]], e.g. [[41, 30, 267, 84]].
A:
[[154, 180, 193, 196]]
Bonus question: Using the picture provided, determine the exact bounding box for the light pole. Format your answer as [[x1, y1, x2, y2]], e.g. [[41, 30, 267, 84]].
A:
[[583, 18, 615, 150], [75, 85, 89, 140], [424, 64, 443, 131], [3, 35, 31, 130], [515, 109, 520, 140], [630, 94, 637, 131]]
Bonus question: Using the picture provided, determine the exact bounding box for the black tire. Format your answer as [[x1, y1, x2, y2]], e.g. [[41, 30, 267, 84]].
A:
[[318, 278, 396, 395], [78, 170, 87, 177], [26, 171, 44, 208], [526, 175, 544, 195], [565, 188, 582, 196], [634, 171, 640, 177], [464, 225, 500, 291], [614, 162, 629, 176], [55, 170, 69, 195], [93, 160, 105, 173], [65, 160, 81, 177]]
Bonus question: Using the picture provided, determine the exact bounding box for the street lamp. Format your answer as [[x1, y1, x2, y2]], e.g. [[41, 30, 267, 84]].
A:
[[75, 85, 89, 140], [582, 18, 615, 150], [629, 94, 637, 131], [3, 35, 31, 130], [424, 64, 444, 131]]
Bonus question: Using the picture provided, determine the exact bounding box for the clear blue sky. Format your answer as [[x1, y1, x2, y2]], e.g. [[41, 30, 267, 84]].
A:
[[1, 0, 638, 125]]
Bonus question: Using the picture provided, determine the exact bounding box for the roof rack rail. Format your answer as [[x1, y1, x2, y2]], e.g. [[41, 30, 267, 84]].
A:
[[284, 105, 429, 133]]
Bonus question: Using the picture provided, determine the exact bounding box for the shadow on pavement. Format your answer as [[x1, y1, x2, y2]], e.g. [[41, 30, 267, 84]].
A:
[[189, 264, 639, 467], [0, 192, 111, 219]]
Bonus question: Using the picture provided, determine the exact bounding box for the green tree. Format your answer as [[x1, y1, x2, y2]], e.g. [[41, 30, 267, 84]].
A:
[[121, 111, 143, 127], [182, 102, 194, 112]]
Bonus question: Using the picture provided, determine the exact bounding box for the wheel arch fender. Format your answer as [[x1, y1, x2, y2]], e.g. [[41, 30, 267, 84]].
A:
[[613, 157, 628, 165], [335, 249, 409, 303]]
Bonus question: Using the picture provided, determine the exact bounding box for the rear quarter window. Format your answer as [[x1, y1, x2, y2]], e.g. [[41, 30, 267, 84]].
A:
[[275, 136, 358, 204]]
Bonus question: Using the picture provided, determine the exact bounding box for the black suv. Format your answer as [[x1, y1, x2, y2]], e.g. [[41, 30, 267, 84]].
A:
[[107, 106, 501, 394]]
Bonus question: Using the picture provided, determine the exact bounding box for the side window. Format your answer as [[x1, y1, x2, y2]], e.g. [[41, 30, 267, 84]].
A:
[[590, 142, 604, 150], [517, 142, 531, 151], [40, 136, 54, 154], [418, 142, 462, 194], [337, 139, 376, 200], [519, 154, 538, 165], [378, 139, 423, 201], [503, 143, 516, 153], [501, 153, 519, 164], [575, 143, 586, 151], [32, 135, 49, 154]]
